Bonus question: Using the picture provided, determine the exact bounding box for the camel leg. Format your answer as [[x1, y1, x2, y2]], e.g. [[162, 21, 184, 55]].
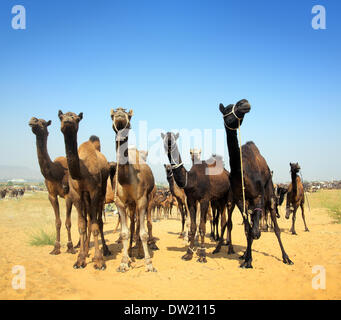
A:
[[113, 214, 121, 232], [117, 205, 131, 272], [182, 199, 196, 261], [128, 211, 136, 258], [90, 195, 106, 270], [220, 205, 227, 244], [138, 199, 156, 272], [73, 199, 87, 269], [48, 194, 61, 255], [147, 206, 158, 250], [269, 201, 293, 265], [197, 201, 209, 263], [226, 202, 235, 254], [65, 197, 76, 254], [98, 212, 111, 257], [290, 207, 298, 235], [240, 221, 254, 268], [179, 205, 186, 238], [301, 202, 309, 232]]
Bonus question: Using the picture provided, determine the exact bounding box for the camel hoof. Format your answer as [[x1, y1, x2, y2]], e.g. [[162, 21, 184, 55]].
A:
[[305, 228, 310, 232], [145, 264, 157, 272], [103, 245, 112, 257], [178, 234, 184, 239], [227, 247, 235, 255], [73, 260, 87, 269], [74, 242, 80, 249], [117, 263, 130, 273], [49, 248, 61, 255], [291, 231, 297, 235], [137, 253, 144, 260], [196, 256, 207, 263], [212, 247, 221, 254], [148, 242, 159, 251], [66, 247, 77, 254], [283, 257, 294, 265], [181, 253, 193, 261], [240, 261, 253, 269], [93, 259, 106, 271]]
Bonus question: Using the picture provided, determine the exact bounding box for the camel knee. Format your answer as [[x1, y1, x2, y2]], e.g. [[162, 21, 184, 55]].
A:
[[65, 220, 71, 231], [140, 231, 148, 242], [121, 230, 129, 241]]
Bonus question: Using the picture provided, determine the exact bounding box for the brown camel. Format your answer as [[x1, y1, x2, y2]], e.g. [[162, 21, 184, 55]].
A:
[[0, 188, 7, 199], [29, 117, 77, 255], [58, 111, 110, 270], [110, 107, 156, 272], [219, 99, 293, 268], [161, 132, 234, 262], [285, 163, 309, 234]]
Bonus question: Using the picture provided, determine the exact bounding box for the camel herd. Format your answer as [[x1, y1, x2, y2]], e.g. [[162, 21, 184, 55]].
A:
[[0, 187, 25, 199], [28, 99, 309, 272]]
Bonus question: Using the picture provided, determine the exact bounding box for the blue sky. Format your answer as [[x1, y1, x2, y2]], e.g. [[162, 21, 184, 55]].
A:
[[0, 0, 340, 183]]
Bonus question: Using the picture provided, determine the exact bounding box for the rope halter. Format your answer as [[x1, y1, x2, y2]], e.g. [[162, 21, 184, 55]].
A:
[[223, 104, 243, 130]]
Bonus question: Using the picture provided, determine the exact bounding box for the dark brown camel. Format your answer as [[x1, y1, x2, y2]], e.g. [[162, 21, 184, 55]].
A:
[[219, 99, 293, 268], [110, 107, 156, 272], [58, 111, 110, 270], [164, 164, 190, 238], [161, 132, 234, 262], [29, 117, 77, 255], [285, 163, 309, 234]]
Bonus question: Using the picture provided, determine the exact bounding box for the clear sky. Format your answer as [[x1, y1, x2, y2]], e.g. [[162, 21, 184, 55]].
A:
[[0, 0, 340, 184]]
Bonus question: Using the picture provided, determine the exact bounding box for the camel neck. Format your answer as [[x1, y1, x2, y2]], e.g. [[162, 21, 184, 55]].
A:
[[167, 144, 191, 189], [63, 130, 82, 180], [115, 129, 129, 165], [224, 128, 241, 173], [291, 171, 298, 194], [35, 133, 62, 181]]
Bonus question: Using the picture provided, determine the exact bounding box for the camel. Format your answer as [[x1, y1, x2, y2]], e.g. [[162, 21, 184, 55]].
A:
[[285, 163, 309, 234], [219, 99, 293, 268], [0, 188, 7, 199], [161, 132, 234, 262], [164, 164, 190, 238], [58, 111, 110, 270], [110, 107, 156, 272], [29, 117, 77, 255]]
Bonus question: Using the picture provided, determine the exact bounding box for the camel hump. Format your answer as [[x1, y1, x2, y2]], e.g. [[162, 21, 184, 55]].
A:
[[243, 141, 260, 155], [89, 135, 101, 152]]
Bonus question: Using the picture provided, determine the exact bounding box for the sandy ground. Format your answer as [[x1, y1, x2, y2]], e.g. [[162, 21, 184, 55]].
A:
[[0, 191, 340, 300]]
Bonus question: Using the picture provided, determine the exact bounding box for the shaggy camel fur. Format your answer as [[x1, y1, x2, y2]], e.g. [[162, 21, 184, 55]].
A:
[[29, 117, 77, 255], [285, 163, 309, 234], [59, 111, 110, 270], [219, 99, 293, 268], [110, 107, 156, 272], [161, 132, 234, 262]]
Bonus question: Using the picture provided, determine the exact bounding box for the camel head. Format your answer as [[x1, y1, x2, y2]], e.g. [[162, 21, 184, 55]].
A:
[[110, 107, 133, 133], [219, 99, 251, 130], [190, 148, 202, 164], [29, 117, 51, 136], [164, 164, 173, 179], [276, 186, 288, 206], [58, 110, 83, 134], [290, 162, 301, 174], [161, 132, 179, 154]]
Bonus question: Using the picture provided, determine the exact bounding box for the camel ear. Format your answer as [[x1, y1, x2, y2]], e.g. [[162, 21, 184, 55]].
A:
[[219, 103, 225, 114], [46, 120, 52, 127], [190, 149, 193, 155], [110, 108, 115, 117], [128, 109, 134, 117], [164, 164, 167, 168], [174, 132, 179, 140], [58, 110, 64, 120], [78, 112, 83, 121], [161, 132, 165, 139]]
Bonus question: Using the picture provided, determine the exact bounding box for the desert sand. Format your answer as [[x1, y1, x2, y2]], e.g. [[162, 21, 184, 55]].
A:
[[0, 191, 340, 300]]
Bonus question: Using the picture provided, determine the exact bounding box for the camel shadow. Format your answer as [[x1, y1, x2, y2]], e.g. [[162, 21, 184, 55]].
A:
[[206, 244, 247, 261]]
